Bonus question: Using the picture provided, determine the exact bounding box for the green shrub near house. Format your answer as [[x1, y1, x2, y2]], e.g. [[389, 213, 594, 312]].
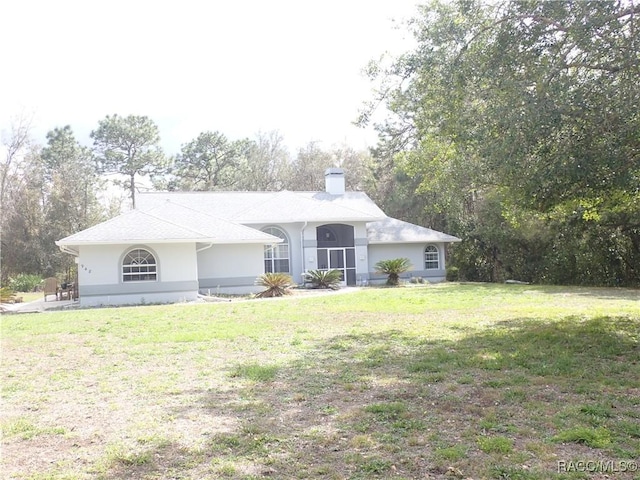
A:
[[374, 258, 412, 286], [9, 274, 43, 293], [255, 272, 295, 298], [1, 287, 16, 303], [303, 269, 342, 290]]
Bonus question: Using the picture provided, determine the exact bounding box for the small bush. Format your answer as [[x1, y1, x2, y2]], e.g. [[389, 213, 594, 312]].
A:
[[446, 266, 459, 281], [0, 287, 16, 303], [255, 272, 294, 298], [374, 258, 412, 286], [10, 274, 43, 292], [304, 269, 342, 289]]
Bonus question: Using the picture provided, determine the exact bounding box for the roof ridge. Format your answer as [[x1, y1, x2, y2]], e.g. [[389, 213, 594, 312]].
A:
[[230, 190, 282, 219], [143, 200, 283, 242], [142, 204, 214, 238], [311, 191, 387, 218], [61, 207, 139, 235], [152, 198, 240, 223], [139, 190, 282, 195], [152, 198, 279, 233]]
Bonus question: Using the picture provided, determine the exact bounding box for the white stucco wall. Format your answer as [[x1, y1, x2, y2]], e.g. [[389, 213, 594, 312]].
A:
[[77, 244, 126, 287], [77, 243, 199, 307], [197, 243, 267, 294], [368, 243, 448, 284]]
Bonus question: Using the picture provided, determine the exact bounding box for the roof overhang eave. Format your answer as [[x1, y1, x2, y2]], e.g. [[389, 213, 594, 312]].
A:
[[56, 237, 283, 247], [212, 238, 283, 245], [368, 238, 462, 244], [243, 215, 387, 224]]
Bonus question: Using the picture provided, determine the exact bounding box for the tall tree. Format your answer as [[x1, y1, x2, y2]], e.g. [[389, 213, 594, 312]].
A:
[[0, 116, 46, 281], [1, 113, 33, 218], [329, 144, 375, 192], [91, 114, 166, 208], [1, 163, 47, 279], [169, 131, 251, 191], [40, 126, 105, 275], [279, 142, 375, 193], [241, 130, 290, 191], [365, 0, 640, 285], [282, 142, 334, 191]]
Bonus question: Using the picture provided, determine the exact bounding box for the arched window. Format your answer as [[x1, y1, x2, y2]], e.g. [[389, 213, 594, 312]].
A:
[[263, 227, 290, 273], [424, 245, 439, 270], [122, 248, 157, 282]]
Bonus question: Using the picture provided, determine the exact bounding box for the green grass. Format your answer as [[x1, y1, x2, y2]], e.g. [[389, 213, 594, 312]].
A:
[[2, 283, 639, 479], [363, 401, 407, 420], [104, 443, 154, 466], [433, 444, 467, 462], [229, 362, 280, 382], [1, 417, 67, 440], [477, 435, 514, 454], [552, 426, 612, 448]]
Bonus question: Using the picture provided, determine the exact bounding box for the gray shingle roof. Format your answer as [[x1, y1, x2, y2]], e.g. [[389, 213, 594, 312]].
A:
[[136, 190, 387, 223], [367, 217, 461, 244], [57, 190, 461, 247], [56, 202, 282, 246]]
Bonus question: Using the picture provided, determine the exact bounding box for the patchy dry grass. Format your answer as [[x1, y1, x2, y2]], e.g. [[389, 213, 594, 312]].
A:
[[2, 283, 639, 479]]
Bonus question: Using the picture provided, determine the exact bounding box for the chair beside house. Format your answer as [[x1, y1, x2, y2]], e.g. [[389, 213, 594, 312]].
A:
[[58, 282, 74, 301], [43, 277, 59, 301]]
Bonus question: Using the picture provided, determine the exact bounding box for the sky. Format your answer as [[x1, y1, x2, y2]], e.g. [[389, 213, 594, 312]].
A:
[[1, 0, 418, 156]]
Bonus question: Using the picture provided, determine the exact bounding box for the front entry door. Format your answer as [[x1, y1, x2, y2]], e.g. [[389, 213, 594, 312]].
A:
[[328, 248, 347, 286], [316, 224, 357, 286], [319, 247, 356, 286]]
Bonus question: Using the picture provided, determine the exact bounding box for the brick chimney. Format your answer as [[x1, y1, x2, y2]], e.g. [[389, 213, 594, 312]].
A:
[[324, 168, 345, 195]]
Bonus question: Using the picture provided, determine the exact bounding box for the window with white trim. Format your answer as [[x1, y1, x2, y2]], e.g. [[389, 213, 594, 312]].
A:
[[122, 248, 157, 282], [424, 245, 440, 270], [263, 227, 290, 273]]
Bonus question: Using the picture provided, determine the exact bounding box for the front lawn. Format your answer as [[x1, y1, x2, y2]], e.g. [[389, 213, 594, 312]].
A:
[[2, 283, 639, 479]]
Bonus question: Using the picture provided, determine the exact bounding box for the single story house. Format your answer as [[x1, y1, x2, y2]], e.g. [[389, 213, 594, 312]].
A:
[[56, 169, 461, 307]]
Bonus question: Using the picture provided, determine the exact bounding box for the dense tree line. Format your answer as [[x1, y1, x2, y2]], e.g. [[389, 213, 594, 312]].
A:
[[2, 0, 637, 288], [362, 0, 639, 287], [1, 118, 116, 283], [0, 114, 374, 283]]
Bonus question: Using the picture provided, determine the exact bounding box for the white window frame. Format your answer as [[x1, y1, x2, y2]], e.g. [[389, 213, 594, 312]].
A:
[[262, 227, 290, 273], [424, 245, 440, 270], [122, 248, 158, 282]]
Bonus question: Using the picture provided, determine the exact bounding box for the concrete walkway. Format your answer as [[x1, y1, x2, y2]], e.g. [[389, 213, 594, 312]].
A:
[[1, 286, 364, 314], [1, 296, 78, 314]]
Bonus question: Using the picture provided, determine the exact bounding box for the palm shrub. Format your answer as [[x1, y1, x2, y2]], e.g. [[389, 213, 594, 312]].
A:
[[10, 274, 43, 292], [304, 269, 342, 290], [1, 287, 16, 303], [255, 272, 295, 298], [375, 258, 412, 286]]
